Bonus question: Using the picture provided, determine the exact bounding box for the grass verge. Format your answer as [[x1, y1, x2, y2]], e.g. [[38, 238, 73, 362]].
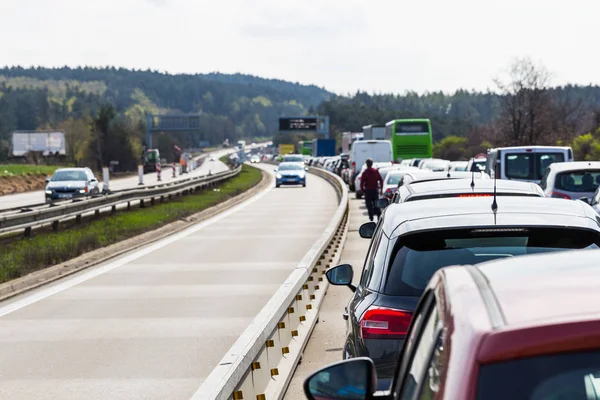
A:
[[0, 164, 262, 283], [0, 164, 62, 177]]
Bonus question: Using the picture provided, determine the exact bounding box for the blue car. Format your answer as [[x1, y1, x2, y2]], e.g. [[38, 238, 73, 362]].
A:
[[275, 162, 307, 188]]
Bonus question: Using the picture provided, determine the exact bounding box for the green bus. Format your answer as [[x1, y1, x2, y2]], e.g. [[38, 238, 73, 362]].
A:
[[385, 119, 433, 162]]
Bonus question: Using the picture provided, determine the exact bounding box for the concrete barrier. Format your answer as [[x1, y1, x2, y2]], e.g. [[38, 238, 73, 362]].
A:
[[192, 166, 349, 400]]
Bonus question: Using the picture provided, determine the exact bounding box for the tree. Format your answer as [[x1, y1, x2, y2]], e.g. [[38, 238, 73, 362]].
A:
[[494, 58, 555, 145], [57, 117, 93, 166], [433, 136, 468, 160], [91, 104, 116, 170]]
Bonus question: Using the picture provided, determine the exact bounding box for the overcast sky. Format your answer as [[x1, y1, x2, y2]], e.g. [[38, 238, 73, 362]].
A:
[[0, 0, 598, 94]]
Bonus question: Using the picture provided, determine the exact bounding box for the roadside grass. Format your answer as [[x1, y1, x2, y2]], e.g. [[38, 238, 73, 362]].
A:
[[0, 164, 62, 177], [0, 164, 262, 284]]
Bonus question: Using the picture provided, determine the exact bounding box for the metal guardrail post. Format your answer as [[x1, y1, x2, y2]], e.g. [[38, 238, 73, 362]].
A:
[[102, 167, 110, 193], [138, 165, 144, 185]]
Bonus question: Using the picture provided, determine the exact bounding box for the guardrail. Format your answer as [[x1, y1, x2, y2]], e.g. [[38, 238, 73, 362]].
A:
[[194, 166, 349, 400], [0, 165, 241, 237]]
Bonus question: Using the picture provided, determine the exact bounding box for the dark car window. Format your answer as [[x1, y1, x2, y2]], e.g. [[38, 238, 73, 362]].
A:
[[477, 350, 600, 400], [555, 170, 600, 193], [505, 152, 565, 180], [360, 226, 384, 288], [366, 231, 389, 291], [383, 228, 600, 296], [282, 155, 303, 163], [51, 170, 88, 181]]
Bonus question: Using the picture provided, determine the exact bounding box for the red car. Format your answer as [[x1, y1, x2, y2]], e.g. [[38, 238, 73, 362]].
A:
[[305, 249, 600, 400]]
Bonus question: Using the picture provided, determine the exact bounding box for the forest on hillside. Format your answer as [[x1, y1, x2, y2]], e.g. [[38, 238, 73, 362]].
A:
[[3, 59, 600, 170], [0, 67, 330, 168]]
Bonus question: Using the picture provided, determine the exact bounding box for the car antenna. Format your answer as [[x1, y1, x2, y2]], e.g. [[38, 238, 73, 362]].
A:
[[491, 163, 498, 213], [470, 169, 475, 190]]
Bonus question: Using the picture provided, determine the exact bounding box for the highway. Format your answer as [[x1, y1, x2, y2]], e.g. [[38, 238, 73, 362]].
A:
[[0, 162, 338, 400], [0, 151, 230, 210]]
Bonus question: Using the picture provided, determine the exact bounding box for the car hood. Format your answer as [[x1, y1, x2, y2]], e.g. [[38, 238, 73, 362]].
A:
[[46, 180, 86, 189], [278, 170, 305, 177]]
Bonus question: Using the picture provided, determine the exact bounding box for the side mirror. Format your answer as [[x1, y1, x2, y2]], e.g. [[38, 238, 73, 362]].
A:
[[359, 222, 376, 239], [305, 167, 309, 171], [376, 198, 389, 209], [579, 197, 590, 204], [274, 168, 278, 172], [326, 264, 356, 292], [304, 358, 377, 400], [90, 178, 98, 183], [45, 178, 50, 183]]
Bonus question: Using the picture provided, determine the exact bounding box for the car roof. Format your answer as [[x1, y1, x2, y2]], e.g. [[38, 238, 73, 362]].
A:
[[547, 161, 600, 172], [278, 162, 303, 167], [381, 196, 600, 238], [54, 168, 88, 172], [403, 179, 543, 197], [437, 250, 600, 366], [403, 171, 489, 183], [490, 145, 571, 151]]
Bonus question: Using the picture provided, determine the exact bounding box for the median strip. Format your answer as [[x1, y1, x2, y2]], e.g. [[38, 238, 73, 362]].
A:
[[0, 163, 264, 293]]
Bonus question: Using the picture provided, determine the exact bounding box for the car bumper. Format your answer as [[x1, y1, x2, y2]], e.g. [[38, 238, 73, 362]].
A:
[[359, 338, 405, 390], [45, 192, 88, 202], [276, 177, 306, 185]]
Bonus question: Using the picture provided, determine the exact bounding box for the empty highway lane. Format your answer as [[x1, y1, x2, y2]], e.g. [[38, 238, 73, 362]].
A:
[[0, 163, 338, 400]]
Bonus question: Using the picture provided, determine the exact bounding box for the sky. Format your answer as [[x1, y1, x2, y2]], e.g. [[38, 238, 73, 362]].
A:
[[0, 0, 598, 94]]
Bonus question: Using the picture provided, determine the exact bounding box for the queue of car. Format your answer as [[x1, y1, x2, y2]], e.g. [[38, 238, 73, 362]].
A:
[[302, 145, 600, 400]]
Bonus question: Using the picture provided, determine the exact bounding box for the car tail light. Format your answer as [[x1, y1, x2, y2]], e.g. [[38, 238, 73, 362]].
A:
[[551, 191, 571, 199], [84, 187, 89, 193], [360, 307, 413, 339], [384, 188, 394, 198]]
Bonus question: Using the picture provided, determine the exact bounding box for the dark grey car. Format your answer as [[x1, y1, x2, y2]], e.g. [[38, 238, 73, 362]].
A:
[[45, 167, 100, 203], [326, 196, 600, 390]]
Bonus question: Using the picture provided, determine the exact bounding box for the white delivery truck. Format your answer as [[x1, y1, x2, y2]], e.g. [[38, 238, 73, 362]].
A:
[[485, 146, 574, 184], [349, 140, 394, 191], [362, 124, 386, 140]]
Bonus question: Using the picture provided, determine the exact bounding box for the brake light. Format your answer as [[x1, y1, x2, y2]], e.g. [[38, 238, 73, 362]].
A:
[[360, 307, 413, 339], [352, 161, 356, 167], [526, 149, 533, 152], [384, 188, 394, 198], [458, 193, 492, 198], [551, 191, 571, 199]]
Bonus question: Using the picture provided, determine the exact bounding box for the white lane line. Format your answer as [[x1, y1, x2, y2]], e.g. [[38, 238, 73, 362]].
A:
[[0, 176, 273, 318]]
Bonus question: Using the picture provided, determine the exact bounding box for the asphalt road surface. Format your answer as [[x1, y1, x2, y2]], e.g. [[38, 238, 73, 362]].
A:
[[0, 151, 230, 210], [0, 162, 338, 400]]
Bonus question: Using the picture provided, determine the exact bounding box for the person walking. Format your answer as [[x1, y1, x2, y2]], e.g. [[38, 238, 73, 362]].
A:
[[360, 158, 383, 221]]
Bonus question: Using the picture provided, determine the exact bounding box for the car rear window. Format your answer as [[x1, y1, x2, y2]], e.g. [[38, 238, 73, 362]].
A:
[[505, 153, 565, 180], [555, 170, 600, 193], [283, 156, 303, 162], [383, 228, 600, 296], [477, 350, 600, 400]]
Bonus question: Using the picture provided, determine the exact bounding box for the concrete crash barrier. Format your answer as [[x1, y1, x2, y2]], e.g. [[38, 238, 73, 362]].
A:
[[0, 165, 241, 237], [193, 166, 349, 400]]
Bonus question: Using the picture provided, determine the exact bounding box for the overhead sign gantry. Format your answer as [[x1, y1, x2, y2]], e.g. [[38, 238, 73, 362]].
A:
[[278, 116, 330, 139]]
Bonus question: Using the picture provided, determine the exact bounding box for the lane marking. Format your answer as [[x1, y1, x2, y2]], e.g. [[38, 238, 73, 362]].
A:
[[0, 173, 273, 318]]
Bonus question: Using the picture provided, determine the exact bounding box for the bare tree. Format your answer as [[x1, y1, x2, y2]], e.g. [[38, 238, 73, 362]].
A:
[[494, 58, 555, 145]]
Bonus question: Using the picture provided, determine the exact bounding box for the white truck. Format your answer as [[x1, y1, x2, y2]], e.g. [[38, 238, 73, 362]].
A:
[[362, 124, 386, 140], [349, 140, 394, 191], [485, 146, 574, 184]]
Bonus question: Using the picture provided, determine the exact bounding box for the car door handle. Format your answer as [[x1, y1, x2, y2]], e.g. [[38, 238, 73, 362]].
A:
[[343, 312, 349, 321]]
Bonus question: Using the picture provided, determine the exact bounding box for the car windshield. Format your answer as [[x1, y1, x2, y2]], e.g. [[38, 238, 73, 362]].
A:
[[477, 350, 600, 400], [471, 159, 486, 172], [283, 156, 303, 163], [505, 152, 565, 180], [51, 170, 88, 182], [279, 164, 304, 171], [555, 170, 600, 193], [383, 228, 600, 296]]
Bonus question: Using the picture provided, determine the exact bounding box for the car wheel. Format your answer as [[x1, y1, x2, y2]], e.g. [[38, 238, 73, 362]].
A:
[[302, 182, 306, 187], [276, 184, 280, 188]]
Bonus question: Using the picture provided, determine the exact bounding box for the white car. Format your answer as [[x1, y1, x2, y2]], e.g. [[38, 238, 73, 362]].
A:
[[449, 161, 469, 171], [540, 161, 600, 200], [419, 159, 450, 171], [381, 169, 417, 199], [250, 155, 261, 163], [208, 154, 216, 161], [354, 161, 393, 199]]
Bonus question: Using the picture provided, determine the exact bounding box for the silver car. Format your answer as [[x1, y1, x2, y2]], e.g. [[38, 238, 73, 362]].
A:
[[45, 167, 100, 203], [540, 161, 600, 200]]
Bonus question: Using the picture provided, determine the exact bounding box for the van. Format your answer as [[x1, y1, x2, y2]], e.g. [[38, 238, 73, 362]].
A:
[[349, 140, 393, 190], [486, 146, 574, 183]]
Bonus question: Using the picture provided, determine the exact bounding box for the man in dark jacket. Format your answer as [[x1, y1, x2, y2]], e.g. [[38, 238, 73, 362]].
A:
[[360, 158, 383, 221]]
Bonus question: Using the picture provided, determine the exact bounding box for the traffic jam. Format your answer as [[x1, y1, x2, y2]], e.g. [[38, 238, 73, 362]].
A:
[[299, 119, 600, 400]]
